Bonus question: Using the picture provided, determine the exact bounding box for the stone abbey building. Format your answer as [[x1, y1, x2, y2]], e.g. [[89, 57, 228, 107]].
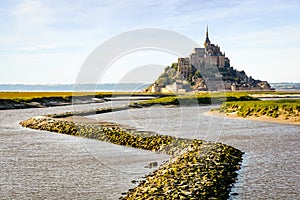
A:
[[178, 26, 230, 79], [146, 26, 273, 92]]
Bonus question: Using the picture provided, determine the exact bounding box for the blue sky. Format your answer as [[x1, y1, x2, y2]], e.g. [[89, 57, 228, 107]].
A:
[[0, 0, 299, 84]]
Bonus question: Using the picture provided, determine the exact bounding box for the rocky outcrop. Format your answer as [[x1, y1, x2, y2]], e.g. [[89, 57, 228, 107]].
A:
[[145, 63, 273, 93], [122, 140, 242, 199]]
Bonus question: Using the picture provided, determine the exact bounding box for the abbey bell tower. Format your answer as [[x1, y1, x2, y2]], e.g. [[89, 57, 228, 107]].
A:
[[204, 26, 211, 48], [177, 26, 230, 79]]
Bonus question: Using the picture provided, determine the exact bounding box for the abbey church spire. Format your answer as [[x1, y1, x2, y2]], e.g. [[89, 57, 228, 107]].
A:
[[206, 25, 209, 38], [204, 25, 211, 47]]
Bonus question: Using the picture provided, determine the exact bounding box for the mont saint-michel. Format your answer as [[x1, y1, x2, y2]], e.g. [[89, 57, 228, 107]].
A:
[[147, 27, 272, 93]]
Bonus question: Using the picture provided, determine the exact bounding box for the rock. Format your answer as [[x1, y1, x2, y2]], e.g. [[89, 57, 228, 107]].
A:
[[145, 161, 158, 169]]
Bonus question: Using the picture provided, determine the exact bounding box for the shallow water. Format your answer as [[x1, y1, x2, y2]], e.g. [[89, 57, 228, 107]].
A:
[[0, 102, 169, 199], [88, 105, 300, 199]]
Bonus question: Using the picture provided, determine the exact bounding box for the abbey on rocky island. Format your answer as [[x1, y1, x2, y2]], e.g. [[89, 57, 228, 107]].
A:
[[146, 27, 273, 93]]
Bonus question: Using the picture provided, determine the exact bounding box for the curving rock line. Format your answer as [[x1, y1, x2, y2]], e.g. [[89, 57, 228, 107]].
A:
[[20, 106, 243, 199]]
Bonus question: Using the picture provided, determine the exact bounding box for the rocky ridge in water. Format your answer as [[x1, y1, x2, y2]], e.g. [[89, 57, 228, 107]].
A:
[[20, 105, 243, 199]]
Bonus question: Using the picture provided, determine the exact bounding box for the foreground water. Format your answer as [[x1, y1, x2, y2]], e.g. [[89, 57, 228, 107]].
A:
[[0, 102, 169, 199], [88, 105, 300, 199], [1, 102, 299, 199]]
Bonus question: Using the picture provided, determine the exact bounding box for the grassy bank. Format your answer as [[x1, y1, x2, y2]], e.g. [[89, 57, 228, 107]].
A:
[[20, 111, 243, 199], [132, 93, 259, 107], [2, 91, 299, 109], [0, 91, 168, 100], [40, 93, 260, 119], [217, 99, 300, 122], [0, 91, 164, 110], [1, 90, 299, 101]]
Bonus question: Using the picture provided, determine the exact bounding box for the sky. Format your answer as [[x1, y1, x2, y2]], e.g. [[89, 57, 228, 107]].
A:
[[0, 0, 299, 84]]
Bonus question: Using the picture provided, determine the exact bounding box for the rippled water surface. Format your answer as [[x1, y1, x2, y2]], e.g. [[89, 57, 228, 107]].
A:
[[1, 102, 299, 199], [0, 102, 169, 199], [89, 105, 300, 199]]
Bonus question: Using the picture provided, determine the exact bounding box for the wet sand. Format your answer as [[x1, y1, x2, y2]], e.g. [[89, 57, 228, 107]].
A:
[[208, 110, 300, 126]]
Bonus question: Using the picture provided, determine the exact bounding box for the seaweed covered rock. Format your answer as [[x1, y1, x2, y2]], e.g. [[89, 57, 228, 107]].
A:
[[20, 109, 243, 200], [19, 116, 189, 155], [122, 141, 243, 199]]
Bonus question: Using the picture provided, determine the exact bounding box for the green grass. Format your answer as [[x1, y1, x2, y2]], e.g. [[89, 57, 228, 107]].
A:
[[2, 91, 299, 110], [0, 91, 165, 102], [1, 91, 299, 101], [218, 99, 300, 120], [132, 92, 259, 106], [0, 92, 73, 100]]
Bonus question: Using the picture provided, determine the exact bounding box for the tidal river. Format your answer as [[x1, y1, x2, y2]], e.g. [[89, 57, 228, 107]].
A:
[[1, 103, 299, 199], [88, 105, 300, 199], [0, 102, 169, 199]]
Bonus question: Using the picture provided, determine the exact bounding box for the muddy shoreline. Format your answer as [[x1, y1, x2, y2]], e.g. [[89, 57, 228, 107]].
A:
[[208, 110, 300, 126]]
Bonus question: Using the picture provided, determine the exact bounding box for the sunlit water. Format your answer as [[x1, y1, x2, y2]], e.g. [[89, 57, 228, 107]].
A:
[[0, 102, 169, 199], [88, 105, 300, 199], [1, 101, 299, 199]]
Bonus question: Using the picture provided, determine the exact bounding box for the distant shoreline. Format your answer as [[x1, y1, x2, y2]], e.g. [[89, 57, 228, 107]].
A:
[[1, 90, 300, 110], [0, 92, 162, 110], [0, 82, 299, 92]]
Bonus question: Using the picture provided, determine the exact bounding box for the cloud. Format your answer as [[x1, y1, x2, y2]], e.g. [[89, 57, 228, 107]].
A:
[[12, 0, 53, 33], [14, 44, 55, 52], [0, 0, 299, 83]]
